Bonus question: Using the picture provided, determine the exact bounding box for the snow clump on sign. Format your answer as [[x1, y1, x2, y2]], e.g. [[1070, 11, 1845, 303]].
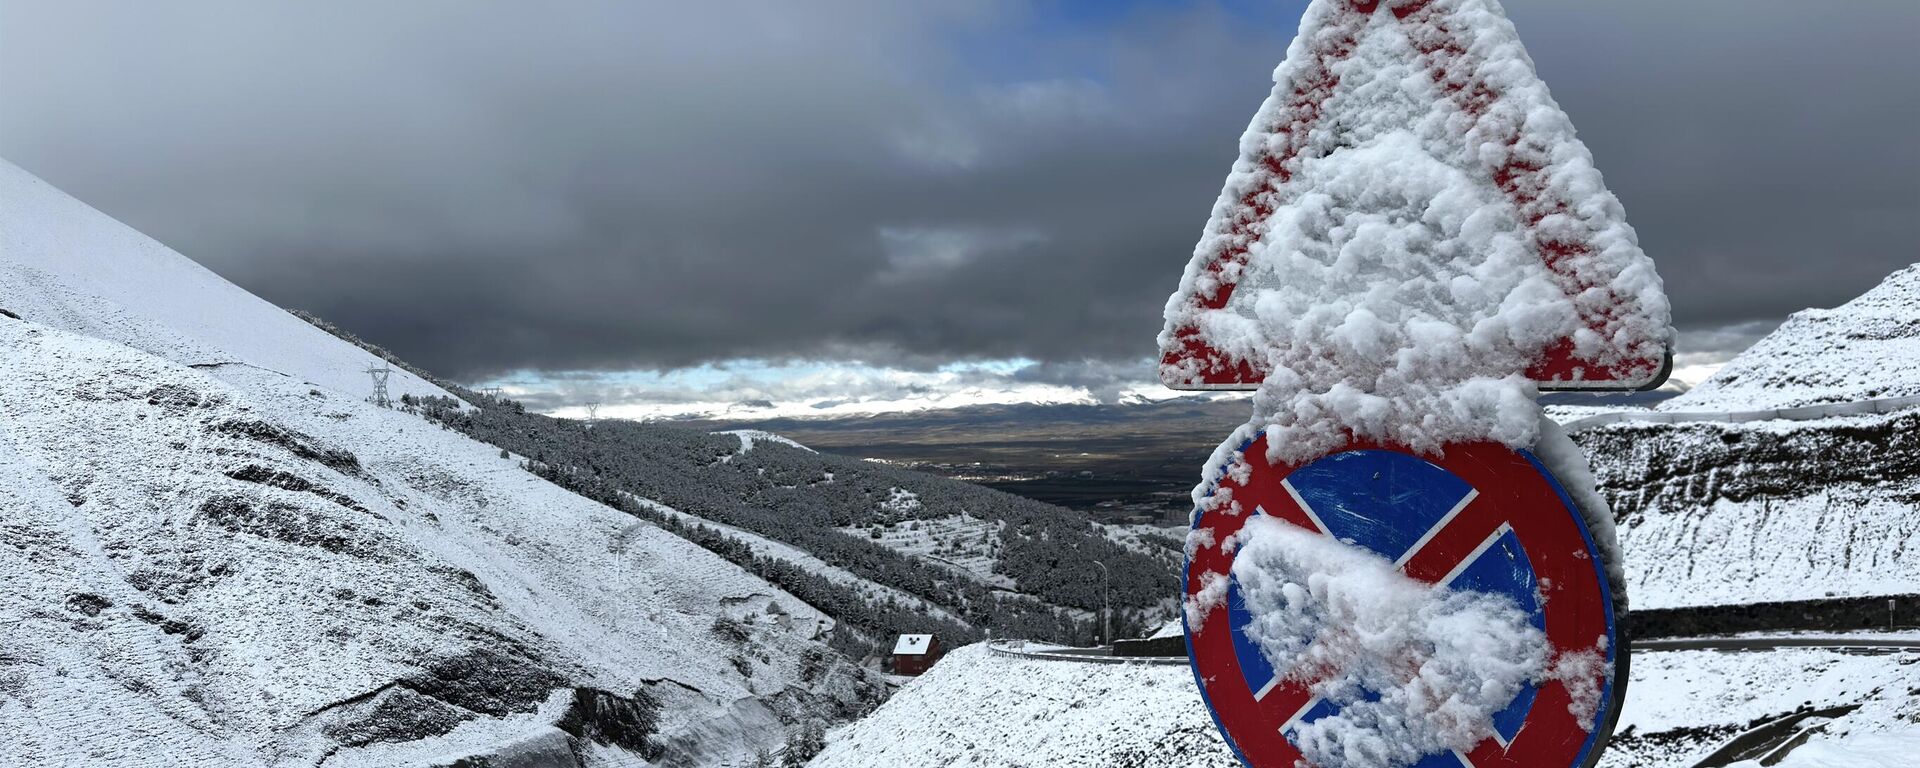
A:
[[1232, 516, 1548, 768], [1162, 0, 1668, 466]]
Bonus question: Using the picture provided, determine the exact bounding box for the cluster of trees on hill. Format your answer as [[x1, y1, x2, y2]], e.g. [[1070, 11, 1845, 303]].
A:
[[295, 311, 1176, 650], [411, 393, 1166, 643]]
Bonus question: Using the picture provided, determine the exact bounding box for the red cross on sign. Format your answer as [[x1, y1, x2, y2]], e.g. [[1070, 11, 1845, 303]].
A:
[[1184, 434, 1623, 768]]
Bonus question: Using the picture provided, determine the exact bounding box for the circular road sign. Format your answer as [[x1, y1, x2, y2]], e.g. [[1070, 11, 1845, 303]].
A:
[[1184, 432, 1624, 768]]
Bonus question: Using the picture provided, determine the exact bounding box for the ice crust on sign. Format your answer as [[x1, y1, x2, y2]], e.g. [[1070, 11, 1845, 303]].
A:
[[1163, 0, 1668, 465], [1230, 516, 1549, 768]]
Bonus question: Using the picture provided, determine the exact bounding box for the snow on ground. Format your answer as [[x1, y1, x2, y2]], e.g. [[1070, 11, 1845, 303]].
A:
[[811, 642, 1920, 768], [878, 487, 921, 514], [1733, 729, 1920, 768], [0, 318, 874, 765], [1668, 263, 1920, 411], [714, 429, 816, 455], [0, 159, 880, 765], [1623, 477, 1920, 610], [808, 644, 1238, 768], [1545, 404, 1649, 424], [844, 512, 1012, 589], [1572, 408, 1920, 610], [0, 158, 447, 405], [1101, 522, 1184, 563], [1609, 646, 1920, 768], [641, 494, 973, 628]]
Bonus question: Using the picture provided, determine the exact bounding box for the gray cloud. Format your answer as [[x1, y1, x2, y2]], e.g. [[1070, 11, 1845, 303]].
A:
[[2, 1, 1914, 382]]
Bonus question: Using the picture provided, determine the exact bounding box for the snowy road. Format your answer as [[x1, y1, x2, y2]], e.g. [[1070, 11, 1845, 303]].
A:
[[990, 633, 1920, 666], [1636, 635, 1920, 653]]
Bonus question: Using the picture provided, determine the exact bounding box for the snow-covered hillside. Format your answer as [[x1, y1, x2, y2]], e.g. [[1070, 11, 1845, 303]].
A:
[[1666, 264, 1920, 411], [0, 161, 880, 765], [1574, 408, 1920, 610], [809, 645, 1235, 768], [810, 642, 1920, 768], [0, 158, 446, 404], [1560, 263, 1920, 610]]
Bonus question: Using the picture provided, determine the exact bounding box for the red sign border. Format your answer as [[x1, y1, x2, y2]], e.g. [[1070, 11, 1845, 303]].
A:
[[1161, 0, 1670, 393], [1182, 433, 1630, 768]]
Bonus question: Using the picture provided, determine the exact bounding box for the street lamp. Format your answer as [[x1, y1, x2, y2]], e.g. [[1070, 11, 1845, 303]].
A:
[[1090, 560, 1110, 647]]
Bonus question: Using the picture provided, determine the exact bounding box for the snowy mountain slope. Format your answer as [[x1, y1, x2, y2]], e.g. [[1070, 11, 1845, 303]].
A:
[[1572, 409, 1920, 610], [808, 645, 1236, 768], [630, 493, 974, 629], [0, 158, 446, 404], [842, 511, 1014, 589], [0, 313, 878, 763], [1549, 263, 1920, 610], [390, 389, 1178, 646], [715, 430, 815, 455], [810, 642, 1920, 768], [1665, 264, 1920, 411]]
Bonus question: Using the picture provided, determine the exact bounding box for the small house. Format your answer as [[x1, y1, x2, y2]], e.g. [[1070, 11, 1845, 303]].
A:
[[890, 633, 944, 676]]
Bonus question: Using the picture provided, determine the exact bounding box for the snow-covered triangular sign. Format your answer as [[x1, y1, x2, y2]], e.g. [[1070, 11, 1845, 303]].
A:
[[1159, 0, 1670, 391]]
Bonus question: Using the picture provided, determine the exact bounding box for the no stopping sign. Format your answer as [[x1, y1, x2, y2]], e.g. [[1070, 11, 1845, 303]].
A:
[[1184, 433, 1625, 768]]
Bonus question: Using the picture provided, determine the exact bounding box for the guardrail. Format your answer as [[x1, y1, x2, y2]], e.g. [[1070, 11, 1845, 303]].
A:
[[1559, 393, 1920, 433], [986, 640, 1185, 666]]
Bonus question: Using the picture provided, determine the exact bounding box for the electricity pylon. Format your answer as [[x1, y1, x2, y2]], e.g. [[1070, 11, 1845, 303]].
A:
[[365, 363, 392, 408]]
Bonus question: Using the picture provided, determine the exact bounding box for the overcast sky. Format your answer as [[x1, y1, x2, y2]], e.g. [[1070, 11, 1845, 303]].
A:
[[3, 1, 1915, 416]]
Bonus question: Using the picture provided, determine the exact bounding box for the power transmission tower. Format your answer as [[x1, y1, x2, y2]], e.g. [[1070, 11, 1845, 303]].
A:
[[481, 386, 503, 401], [585, 402, 601, 428], [365, 363, 393, 408]]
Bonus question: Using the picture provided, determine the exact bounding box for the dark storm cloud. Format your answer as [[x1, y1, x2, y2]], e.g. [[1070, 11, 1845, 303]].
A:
[[2, 1, 1914, 382]]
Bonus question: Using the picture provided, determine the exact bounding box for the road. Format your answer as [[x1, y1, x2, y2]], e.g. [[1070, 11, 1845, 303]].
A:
[[1688, 705, 1859, 768], [1635, 634, 1920, 653], [989, 633, 1920, 666]]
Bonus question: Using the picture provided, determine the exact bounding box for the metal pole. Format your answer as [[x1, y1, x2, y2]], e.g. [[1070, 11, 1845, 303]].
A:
[[1092, 560, 1110, 646]]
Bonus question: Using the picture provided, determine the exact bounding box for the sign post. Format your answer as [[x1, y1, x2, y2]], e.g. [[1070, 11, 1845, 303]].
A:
[[1163, 1, 1668, 766]]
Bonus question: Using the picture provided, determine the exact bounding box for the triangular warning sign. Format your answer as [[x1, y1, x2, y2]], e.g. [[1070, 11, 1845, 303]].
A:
[[1159, 0, 1670, 392]]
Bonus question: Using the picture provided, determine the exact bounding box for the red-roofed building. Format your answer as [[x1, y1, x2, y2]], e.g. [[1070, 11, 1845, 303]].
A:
[[889, 633, 944, 676]]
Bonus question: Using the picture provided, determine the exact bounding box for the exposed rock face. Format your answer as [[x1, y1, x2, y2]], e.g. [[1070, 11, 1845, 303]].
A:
[[1573, 409, 1920, 610], [1564, 263, 1920, 612]]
